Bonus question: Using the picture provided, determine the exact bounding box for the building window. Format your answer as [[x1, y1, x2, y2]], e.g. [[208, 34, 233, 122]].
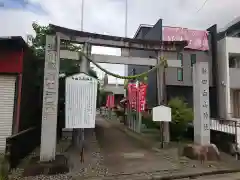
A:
[[229, 56, 240, 68], [178, 53, 183, 67], [177, 53, 183, 81], [177, 68, 183, 81], [191, 68, 193, 81], [191, 54, 196, 66], [229, 57, 236, 68]]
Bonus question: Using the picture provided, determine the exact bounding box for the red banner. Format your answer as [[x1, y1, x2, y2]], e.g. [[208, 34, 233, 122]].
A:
[[138, 83, 147, 112], [127, 82, 147, 112], [127, 83, 137, 110], [106, 95, 115, 108], [163, 26, 209, 51]]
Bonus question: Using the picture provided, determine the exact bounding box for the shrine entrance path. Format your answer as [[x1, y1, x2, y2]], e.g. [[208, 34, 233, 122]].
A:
[[95, 116, 178, 176]]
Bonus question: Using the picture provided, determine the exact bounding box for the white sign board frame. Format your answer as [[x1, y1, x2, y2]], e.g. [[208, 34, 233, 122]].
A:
[[152, 105, 172, 122], [65, 73, 98, 128]]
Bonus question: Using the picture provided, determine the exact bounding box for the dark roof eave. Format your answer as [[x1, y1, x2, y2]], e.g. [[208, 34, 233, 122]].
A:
[[133, 25, 153, 39], [218, 21, 240, 40], [50, 24, 187, 48], [0, 36, 28, 50]]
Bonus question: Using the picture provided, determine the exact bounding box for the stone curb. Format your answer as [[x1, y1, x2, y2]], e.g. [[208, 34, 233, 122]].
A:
[[82, 169, 240, 180], [153, 169, 240, 180]]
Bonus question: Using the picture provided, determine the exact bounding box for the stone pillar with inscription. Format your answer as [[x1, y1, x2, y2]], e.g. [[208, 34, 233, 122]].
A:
[[40, 35, 60, 161], [193, 61, 210, 145]]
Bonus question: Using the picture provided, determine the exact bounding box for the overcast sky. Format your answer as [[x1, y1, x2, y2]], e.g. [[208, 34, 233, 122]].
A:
[[0, 0, 239, 83]]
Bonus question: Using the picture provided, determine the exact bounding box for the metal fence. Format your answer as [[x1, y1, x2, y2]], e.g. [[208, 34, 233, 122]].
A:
[[186, 119, 239, 154], [5, 127, 41, 169], [210, 118, 239, 135], [209, 118, 239, 155]]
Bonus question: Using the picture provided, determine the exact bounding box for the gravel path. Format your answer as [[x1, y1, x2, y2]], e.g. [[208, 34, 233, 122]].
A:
[[9, 128, 107, 180], [67, 128, 108, 179]]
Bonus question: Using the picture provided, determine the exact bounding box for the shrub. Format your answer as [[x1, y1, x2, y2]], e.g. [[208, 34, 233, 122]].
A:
[[0, 155, 9, 180], [141, 111, 159, 129], [168, 97, 193, 141], [113, 106, 125, 118]]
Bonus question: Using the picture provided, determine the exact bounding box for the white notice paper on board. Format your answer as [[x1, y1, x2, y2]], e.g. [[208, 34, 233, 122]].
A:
[[65, 73, 98, 128]]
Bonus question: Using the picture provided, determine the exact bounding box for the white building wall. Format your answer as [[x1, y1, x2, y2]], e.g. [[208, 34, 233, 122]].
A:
[[103, 84, 124, 95], [217, 37, 240, 119], [226, 37, 240, 119], [226, 37, 240, 54]]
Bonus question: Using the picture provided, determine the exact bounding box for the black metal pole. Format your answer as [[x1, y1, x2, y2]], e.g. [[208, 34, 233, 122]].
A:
[[153, 54, 166, 149], [80, 128, 85, 163], [79, 43, 90, 162]]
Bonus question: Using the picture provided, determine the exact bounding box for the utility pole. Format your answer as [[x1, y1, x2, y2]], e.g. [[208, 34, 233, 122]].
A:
[[162, 63, 170, 144], [156, 53, 170, 148], [80, 43, 90, 162], [81, 0, 84, 31], [125, 0, 128, 37], [72, 0, 86, 149], [72, 43, 90, 153], [124, 0, 128, 83]]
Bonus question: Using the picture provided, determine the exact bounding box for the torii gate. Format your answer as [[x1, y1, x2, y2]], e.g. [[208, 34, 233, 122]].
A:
[[40, 24, 210, 161]]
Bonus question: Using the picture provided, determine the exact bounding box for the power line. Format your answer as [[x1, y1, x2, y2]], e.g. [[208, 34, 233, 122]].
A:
[[196, 0, 209, 13], [124, 0, 128, 78]]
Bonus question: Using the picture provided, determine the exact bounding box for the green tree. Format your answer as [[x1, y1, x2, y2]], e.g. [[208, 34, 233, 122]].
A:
[[31, 22, 98, 77], [168, 97, 193, 141]]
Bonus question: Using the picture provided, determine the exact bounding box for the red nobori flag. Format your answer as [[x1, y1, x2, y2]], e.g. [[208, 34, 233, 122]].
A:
[[138, 83, 147, 112], [106, 95, 115, 108], [128, 83, 147, 112], [128, 83, 137, 110]]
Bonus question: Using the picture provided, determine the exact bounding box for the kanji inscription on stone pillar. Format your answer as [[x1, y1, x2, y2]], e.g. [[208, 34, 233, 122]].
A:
[[193, 61, 210, 145], [40, 35, 60, 161]]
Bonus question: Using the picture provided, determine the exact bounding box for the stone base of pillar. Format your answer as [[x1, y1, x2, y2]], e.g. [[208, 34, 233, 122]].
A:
[[182, 143, 220, 162]]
